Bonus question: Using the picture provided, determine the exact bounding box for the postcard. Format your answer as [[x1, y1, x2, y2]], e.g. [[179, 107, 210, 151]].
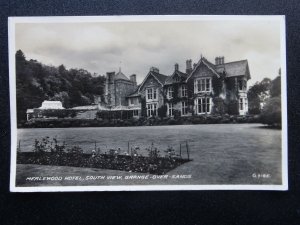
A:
[[9, 15, 287, 192]]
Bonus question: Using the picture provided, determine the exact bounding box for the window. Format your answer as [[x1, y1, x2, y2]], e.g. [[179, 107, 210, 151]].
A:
[[195, 78, 211, 93], [147, 103, 157, 117], [129, 98, 134, 105], [181, 85, 187, 97], [167, 103, 174, 117], [238, 80, 247, 91], [239, 98, 244, 110], [133, 110, 139, 116], [147, 88, 153, 100], [167, 87, 173, 99], [181, 101, 188, 115], [197, 97, 211, 114], [239, 98, 248, 111], [146, 88, 157, 101], [153, 88, 157, 99]]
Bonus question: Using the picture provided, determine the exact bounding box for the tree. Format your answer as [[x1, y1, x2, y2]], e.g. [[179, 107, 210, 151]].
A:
[[15, 50, 106, 126], [270, 75, 281, 97], [247, 77, 271, 114], [260, 96, 281, 127], [16, 50, 26, 62]]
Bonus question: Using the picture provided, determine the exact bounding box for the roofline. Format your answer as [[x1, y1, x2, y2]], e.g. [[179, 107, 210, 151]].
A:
[[138, 71, 165, 92], [222, 59, 248, 65], [223, 59, 251, 80], [126, 94, 141, 98], [186, 58, 220, 81]]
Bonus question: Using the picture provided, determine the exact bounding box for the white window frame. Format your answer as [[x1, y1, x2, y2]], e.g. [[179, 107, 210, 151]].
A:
[[181, 101, 188, 115], [146, 103, 157, 117], [239, 98, 248, 112], [167, 86, 173, 99], [146, 88, 153, 100], [181, 85, 187, 97], [239, 98, 244, 111], [167, 103, 174, 117], [146, 88, 158, 101], [196, 97, 211, 114], [129, 98, 135, 106], [133, 110, 139, 116], [194, 78, 211, 93]]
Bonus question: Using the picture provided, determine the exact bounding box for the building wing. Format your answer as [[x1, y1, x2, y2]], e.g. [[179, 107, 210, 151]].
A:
[[216, 60, 251, 80]]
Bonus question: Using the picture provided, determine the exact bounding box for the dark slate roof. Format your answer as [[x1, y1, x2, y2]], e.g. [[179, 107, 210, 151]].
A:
[[115, 70, 130, 81], [165, 70, 188, 85], [150, 71, 169, 84], [127, 85, 141, 98], [216, 60, 250, 79]]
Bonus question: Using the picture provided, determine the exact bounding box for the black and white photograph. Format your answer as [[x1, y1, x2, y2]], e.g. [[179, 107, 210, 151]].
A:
[[9, 15, 287, 192]]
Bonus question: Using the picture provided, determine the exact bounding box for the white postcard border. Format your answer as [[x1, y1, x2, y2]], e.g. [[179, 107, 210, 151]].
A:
[[8, 15, 288, 192]]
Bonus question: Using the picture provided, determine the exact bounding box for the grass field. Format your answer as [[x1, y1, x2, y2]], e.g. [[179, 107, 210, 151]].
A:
[[16, 124, 282, 186]]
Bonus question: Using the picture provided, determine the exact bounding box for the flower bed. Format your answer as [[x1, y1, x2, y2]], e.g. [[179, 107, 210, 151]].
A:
[[17, 152, 191, 175]]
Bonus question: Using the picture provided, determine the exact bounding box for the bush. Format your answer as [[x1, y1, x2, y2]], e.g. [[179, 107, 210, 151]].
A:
[[158, 105, 167, 118], [260, 96, 281, 127], [227, 100, 239, 115]]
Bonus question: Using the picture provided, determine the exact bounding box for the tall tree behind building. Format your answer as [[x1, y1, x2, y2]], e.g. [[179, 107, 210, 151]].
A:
[[15, 50, 105, 123]]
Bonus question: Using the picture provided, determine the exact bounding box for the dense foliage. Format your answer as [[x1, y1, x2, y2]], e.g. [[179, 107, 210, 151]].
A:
[[16, 50, 105, 122], [248, 71, 282, 127], [247, 77, 272, 114]]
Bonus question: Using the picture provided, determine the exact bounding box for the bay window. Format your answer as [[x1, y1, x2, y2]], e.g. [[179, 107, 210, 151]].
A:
[[196, 97, 211, 114], [147, 103, 157, 117]]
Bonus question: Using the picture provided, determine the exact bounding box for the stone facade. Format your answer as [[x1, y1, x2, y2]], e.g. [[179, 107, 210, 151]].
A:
[[128, 55, 251, 117], [105, 69, 137, 107], [26, 55, 250, 121]]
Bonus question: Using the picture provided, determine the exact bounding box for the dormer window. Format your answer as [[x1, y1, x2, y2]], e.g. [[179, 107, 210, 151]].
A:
[[194, 78, 211, 93]]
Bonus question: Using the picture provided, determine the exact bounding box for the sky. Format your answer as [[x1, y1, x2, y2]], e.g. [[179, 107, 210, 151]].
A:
[[15, 17, 283, 86]]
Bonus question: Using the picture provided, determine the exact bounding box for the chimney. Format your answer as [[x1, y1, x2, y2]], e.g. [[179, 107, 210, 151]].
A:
[[106, 72, 115, 83], [215, 56, 225, 65], [215, 57, 219, 65], [175, 63, 179, 71], [150, 67, 159, 73], [193, 63, 197, 69], [130, 74, 137, 86], [186, 59, 192, 74]]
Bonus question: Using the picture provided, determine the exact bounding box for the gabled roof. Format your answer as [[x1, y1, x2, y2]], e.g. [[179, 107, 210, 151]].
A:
[[186, 57, 220, 81], [216, 60, 250, 79], [138, 70, 168, 92], [151, 71, 169, 84], [165, 70, 188, 85]]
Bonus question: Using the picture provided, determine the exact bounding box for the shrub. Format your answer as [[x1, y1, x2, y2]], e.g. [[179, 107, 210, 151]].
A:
[[260, 96, 281, 127], [158, 105, 167, 118], [212, 97, 226, 115], [227, 100, 239, 115]]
